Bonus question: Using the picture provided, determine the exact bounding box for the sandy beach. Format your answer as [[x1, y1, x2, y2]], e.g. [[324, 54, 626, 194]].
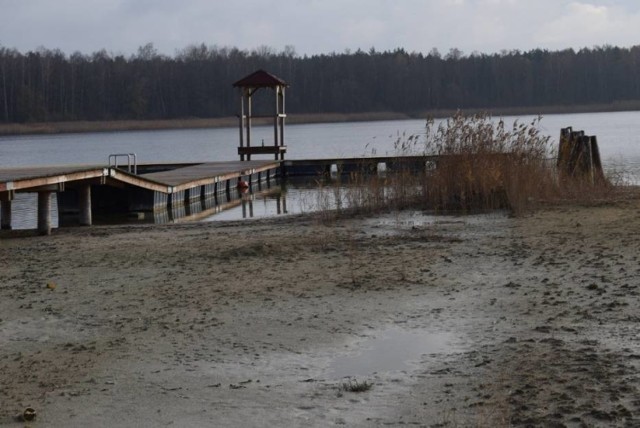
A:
[[1, 194, 640, 427]]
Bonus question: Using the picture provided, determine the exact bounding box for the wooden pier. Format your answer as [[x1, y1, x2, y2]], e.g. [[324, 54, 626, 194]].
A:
[[0, 160, 281, 234], [0, 155, 434, 234]]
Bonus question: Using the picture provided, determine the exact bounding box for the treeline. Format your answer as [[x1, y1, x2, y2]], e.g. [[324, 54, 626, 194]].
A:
[[1, 43, 640, 123]]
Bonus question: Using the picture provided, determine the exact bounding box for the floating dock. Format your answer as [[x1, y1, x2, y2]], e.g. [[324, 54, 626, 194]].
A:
[[0, 156, 431, 234]]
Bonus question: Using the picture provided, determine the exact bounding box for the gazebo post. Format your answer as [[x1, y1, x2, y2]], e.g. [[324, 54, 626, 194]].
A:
[[273, 86, 279, 161], [279, 86, 286, 160], [246, 88, 252, 160], [239, 92, 245, 161]]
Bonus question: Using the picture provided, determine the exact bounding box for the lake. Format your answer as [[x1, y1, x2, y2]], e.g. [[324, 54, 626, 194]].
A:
[[2, 111, 640, 228]]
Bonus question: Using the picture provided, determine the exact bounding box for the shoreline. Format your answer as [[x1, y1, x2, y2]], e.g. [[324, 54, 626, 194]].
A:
[[1, 101, 639, 136], [2, 197, 640, 426]]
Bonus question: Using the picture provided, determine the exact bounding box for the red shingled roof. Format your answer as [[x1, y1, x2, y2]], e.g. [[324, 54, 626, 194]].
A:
[[232, 69, 289, 88]]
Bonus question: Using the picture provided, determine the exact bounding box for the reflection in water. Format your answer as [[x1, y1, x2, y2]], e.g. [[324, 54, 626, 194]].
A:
[[240, 192, 287, 219], [202, 179, 341, 222], [327, 328, 458, 379], [161, 183, 290, 224]]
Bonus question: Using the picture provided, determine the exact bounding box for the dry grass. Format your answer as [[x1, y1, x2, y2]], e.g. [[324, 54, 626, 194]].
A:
[[315, 112, 620, 218], [339, 379, 373, 393], [421, 113, 555, 215]]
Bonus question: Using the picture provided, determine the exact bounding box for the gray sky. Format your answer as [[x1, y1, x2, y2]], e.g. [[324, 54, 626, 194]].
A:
[[1, 0, 639, 56]]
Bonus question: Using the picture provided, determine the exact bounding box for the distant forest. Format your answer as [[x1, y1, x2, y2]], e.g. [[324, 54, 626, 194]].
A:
[[1, 43, 639, 123]]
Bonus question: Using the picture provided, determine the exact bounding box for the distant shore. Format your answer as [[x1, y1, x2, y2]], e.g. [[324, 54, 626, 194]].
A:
[[1, 101, 639, 136]]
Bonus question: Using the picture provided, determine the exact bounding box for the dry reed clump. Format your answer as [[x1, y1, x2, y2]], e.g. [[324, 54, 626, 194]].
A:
[[420, 112, 557, 215], [315, 111, 621, 218], [329, 112, 557, 216]]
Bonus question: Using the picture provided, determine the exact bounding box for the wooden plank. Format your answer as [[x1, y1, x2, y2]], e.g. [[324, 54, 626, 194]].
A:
[[238, 146, 287, 156], [139, 161, 281, 192], [284, 155, 436, 166], [0, 166, 107, 192], [108, 169, 172, 193], [0, 165, 104, 182]]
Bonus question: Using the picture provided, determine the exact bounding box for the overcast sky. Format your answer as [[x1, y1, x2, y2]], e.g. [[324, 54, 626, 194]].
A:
[[1, 0, 639, 57]]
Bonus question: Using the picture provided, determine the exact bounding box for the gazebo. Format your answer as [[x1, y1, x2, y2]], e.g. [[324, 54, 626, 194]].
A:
[[232, 69, 288, 161]]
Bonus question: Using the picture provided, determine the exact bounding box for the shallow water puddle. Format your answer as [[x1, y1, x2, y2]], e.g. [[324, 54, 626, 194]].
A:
[[326, 328, 456, 379]]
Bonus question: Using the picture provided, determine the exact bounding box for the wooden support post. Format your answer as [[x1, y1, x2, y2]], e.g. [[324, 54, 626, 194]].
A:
[[274, 86, 279, 161], [1, 200, 11, 230], [78, 184, 92, 226], [246, 90, 252, 161], [279, 87, 286, 160], [557, 127, 572, 169], [558, 127, 605, 184], [239, 93, 245, 161], [37, 191, 53, 235], [590, 135, 605, 182]]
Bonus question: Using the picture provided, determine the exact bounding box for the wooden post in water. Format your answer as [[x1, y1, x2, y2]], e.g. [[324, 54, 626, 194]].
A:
[[557, 127, 572, 169], [557, 127, 604, 184], [589, 135, 605, 183], [37, 191, 53, 235], [1, 200, 11, 230], [78, 184, 92, 226]]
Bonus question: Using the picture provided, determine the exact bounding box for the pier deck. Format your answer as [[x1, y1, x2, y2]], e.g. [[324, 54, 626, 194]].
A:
[[0, 165, 107, 193], [138, 161, 279, 190]]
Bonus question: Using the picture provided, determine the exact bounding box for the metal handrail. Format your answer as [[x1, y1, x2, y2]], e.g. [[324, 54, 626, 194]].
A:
[[108, 153, 137, 175]]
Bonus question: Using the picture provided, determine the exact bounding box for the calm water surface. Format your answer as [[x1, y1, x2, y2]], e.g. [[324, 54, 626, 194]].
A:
[[2, 111, 639, 228], [2, 111, 640, 170]]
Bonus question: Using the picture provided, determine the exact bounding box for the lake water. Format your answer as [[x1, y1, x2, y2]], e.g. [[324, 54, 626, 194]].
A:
[[2, 111, 640, 228]]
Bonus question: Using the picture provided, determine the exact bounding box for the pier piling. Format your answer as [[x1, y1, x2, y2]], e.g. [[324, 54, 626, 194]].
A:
[[1, 200, 11, 230], [78, 184, 92, 226], [37, 191, 53, 235]]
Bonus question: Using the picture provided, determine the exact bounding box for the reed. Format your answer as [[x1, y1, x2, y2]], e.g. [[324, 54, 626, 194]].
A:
[[317, 111, 619, 218], [421, 112, 555, 214]]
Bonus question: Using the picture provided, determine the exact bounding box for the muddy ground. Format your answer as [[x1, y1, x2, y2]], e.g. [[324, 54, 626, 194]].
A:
[[1, 196, 640, 427]]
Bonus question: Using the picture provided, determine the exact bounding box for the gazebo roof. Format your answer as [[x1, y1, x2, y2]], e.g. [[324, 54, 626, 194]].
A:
[[232, 69, 289, 88]]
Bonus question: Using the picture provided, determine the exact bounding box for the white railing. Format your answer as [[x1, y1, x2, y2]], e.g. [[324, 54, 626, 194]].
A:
[[108, 153, 137, 175]]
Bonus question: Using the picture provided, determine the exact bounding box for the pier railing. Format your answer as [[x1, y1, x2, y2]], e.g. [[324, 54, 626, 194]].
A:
[[108, 153, 137, 175]]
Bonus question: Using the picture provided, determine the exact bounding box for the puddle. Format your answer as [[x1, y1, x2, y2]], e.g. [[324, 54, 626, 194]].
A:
[[326, 328, 457, 379], [360, 210, 511, 239]]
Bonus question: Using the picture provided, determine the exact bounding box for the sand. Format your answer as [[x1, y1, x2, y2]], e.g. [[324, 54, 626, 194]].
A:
[[1, 195, 640, 427]]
